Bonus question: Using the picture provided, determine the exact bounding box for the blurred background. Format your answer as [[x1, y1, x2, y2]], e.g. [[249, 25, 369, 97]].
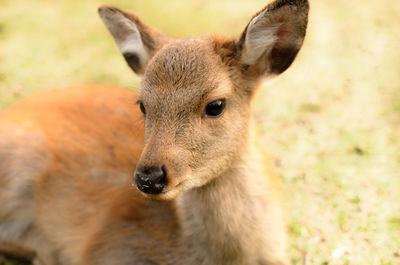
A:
[[0, 0, 399, 264]]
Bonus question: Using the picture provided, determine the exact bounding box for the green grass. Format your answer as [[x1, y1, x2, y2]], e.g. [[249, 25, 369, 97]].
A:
[[1, 0, 399, 264]]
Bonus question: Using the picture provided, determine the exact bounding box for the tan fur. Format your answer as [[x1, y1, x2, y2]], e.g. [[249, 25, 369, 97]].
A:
[[0, 0, 309, 264]]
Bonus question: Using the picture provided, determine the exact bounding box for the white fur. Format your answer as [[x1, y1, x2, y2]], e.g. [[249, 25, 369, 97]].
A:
[[99, 9, 149, 65], [241, 12, 281, 65]]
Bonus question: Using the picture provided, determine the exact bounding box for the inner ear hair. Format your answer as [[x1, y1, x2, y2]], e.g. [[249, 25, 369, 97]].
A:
[[236, 0, 309, 76], [98, 5, 170, 75]]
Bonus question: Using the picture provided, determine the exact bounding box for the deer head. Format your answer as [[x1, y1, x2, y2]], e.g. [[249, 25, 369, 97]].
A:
[[98, 0, 309, 200]]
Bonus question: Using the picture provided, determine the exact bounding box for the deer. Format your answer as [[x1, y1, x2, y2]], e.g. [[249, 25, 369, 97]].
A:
[[0, 0, 309, 264]]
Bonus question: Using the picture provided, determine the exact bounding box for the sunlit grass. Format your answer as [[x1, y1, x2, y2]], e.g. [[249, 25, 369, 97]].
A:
[[1, 0, 399, 264], [254, 1, 400, 264]]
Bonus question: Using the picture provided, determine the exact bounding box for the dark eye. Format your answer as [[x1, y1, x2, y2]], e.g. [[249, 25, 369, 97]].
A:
[[205, 99, 226, 117], [139, 101, 146, 115]]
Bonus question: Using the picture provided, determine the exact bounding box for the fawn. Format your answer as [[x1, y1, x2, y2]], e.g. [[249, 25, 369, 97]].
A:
[[0, 0, 309, 264]]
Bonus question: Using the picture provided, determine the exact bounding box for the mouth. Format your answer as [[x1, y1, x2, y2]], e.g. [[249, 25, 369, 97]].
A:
[[135, 181, 185, 200], [134, 174, 211, 200]]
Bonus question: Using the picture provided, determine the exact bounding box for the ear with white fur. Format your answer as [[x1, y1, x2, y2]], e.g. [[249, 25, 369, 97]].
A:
[[98, 5, 170, 75], [236, 0, 309, 77]]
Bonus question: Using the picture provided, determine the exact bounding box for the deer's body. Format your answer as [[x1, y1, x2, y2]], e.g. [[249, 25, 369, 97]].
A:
[[0, 84, 283, 265], [0, 1, 309, 264]]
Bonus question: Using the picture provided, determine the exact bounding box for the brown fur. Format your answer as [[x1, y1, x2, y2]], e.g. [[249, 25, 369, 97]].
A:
[[0, 0, 309, 264]]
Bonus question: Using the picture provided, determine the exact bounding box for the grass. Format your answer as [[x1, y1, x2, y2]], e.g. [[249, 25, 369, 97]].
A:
[[1, 0, 399, 264]]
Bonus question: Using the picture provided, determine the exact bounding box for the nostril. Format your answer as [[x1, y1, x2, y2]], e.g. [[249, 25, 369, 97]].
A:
[[135, 165, 168, 194]]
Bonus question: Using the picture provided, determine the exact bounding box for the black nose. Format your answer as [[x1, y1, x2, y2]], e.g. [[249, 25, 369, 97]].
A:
[[135, 166, 167, 194]]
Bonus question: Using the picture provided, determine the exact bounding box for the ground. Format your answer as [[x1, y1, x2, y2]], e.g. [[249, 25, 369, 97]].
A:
[[0, 0, 399, 264]]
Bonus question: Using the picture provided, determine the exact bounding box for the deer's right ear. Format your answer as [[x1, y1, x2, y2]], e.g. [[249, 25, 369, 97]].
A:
[[98, 6, 169, 75]]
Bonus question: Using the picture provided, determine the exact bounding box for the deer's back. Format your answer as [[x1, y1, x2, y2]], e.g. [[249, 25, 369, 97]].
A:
[[0, 84, 180, 265]]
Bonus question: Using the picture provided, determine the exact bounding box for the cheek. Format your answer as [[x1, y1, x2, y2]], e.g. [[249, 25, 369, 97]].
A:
[[189, 117, 245, 166], [206, 102, 248, 141], [172, 101, 249, 170]]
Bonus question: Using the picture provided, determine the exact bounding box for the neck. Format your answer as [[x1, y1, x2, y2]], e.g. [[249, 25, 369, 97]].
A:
[[176, 139, 286, 265]]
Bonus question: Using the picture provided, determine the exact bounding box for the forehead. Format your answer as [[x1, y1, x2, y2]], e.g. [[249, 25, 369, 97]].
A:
[[140, 38, 222, 98]]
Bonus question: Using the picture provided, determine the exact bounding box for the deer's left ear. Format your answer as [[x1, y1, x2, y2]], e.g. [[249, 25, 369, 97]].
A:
[[236, 0, 309, 77]]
